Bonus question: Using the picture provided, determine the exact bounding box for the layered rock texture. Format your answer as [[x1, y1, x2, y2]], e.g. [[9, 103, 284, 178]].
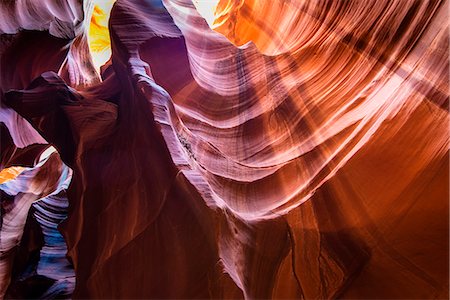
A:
[[0, 0, 448, 299]]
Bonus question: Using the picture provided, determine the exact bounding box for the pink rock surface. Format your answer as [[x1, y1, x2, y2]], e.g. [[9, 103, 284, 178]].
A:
[[0, 0, 448, 298]]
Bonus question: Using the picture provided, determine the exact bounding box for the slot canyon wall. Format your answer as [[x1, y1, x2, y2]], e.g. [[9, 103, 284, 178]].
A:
[[0, 0, 448, 299]]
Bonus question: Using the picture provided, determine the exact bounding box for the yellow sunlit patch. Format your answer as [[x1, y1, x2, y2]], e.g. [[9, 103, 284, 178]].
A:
[[88, 0, 116, 73], [0, 166, 25, 184]]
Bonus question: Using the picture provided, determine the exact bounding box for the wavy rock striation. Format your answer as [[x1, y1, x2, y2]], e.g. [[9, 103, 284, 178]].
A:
[[0, 0, 448, 298]]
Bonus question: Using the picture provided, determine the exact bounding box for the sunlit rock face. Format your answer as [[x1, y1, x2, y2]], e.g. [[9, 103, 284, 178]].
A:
[[0, 0, 448, 299]]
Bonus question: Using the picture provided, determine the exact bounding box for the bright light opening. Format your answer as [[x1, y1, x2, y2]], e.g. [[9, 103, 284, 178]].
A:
[[88, 0, 116, 73], [192, 0, 221, 28]]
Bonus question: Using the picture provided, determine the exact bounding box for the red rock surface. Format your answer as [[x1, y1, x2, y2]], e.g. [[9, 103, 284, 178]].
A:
[[0, 0, 448, 298]]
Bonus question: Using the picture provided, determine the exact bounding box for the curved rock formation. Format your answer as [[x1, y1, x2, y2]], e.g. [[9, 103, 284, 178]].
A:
[[0, 0, 448, 298], [0, 147, 73, 298]]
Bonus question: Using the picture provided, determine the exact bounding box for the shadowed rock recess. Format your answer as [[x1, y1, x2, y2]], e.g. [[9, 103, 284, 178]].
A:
[[0, 0, 448, 299]]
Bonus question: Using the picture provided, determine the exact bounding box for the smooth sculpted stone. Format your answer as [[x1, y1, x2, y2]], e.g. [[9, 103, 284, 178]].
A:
[[0, 0, 448, 298]]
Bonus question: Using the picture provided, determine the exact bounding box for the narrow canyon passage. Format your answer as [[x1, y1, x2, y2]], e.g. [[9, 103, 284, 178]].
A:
[[0, 0, 448, 299]]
